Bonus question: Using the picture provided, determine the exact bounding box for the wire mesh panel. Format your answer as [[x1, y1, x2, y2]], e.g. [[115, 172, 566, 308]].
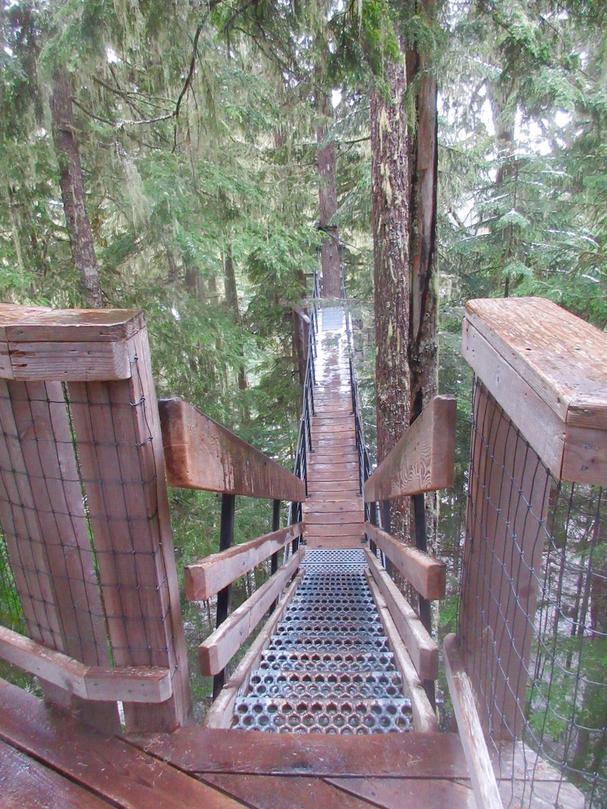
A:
[[460, 379, 606, 807], [0, 309, 190, 733]]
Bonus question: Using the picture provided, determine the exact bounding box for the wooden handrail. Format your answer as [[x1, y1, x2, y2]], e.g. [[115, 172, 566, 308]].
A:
[[365, 550, 438, 681], [205, 572, 303, 729], [364, 522, 445, 600], [0, 303, 144, 381], [0, 625, 172, 703], [185, 522, 304, 601], [366, 575, 438, 733], [364, 396, 456, 502], [463, 296, 607, 485], [159, 398, 305, 501], [199, 548, 303, 676]]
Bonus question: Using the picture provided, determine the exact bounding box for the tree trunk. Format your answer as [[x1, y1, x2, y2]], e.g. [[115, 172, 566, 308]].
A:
[[407, 0, 440, 556], [50, 69, 102, 308], [487, 79, 517, 297], [370, 55, 411, 542], [223, 245, 250, 422], [407, 0, 439, 416], [317, 94, 341, 298]]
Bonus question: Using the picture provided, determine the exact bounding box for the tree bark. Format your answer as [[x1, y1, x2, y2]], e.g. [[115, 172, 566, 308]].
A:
[[487, 78, 517, 297], [407, 0, 439, 416], [317, 94, 341, 298], [370, 56, 411, 541], [50, 68, 102, 308], [407, 0, 440, 555], [223, 245, 250, 421]]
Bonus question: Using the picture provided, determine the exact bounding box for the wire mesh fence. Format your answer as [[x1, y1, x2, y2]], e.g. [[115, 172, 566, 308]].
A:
[[0, 354, 188, 731], [459, 378, 606, 807]]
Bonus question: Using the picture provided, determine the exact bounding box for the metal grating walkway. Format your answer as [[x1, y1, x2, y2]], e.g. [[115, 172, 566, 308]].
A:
[[232, 305, 413, 734], [232, 543, 412, 734]]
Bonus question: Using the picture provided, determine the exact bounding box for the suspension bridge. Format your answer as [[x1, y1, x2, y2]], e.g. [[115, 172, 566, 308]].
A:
[[0, 280, 603, 808]]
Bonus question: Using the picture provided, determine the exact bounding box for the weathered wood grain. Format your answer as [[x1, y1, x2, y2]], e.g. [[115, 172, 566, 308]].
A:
[[364, 522, 445, 600], [443, 634, 504, 809], [200, 774, 374, 809], [0, 625, 172, 703], [464, 298, 607, 485], [0, 679, 245, 809], [185, 523, 303, 601], [459, 382, 552, 740], [366, 551, 438, 680], [465, 297, 607, 429], [366, 574, 438, 732], [6, 339, 135, 381], [326, 777, 475, 809], [6, 381, 119, 730], [68, 328, 190, 733], [0, 305, 144, 380], [0, 739, 112, 809], [199, 549, 303, 676], [0, 303, 144, 342], [133, 725, 469, 777], [365, 396, 456, 502], [159, 398, 305, 501]]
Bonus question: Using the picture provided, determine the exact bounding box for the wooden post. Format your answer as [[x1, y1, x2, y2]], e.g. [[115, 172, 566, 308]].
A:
[[0, 305, 191, 734], [459, 297, 607, 742]]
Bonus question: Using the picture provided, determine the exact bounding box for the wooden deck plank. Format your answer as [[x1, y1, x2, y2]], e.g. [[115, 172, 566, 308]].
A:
[[306, 524, 364, 537], [311, 453, 359, 463], [0, 739, 113, 809], [309, 469, 359, 482], [134, 727, 469, 777], [308, 481, 360, 493], [326, 777, 475, 809], [0, 679, 245, 809], [306, 536, 365, 548], [303, 498, 363, 513], [305, 512, 363, 525], [309, 461, 359, 472], [201, 774, 376, 809]]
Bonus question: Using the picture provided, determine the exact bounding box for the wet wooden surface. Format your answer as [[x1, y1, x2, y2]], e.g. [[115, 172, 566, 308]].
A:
[[0, 674, 584, 808], [304, 306, 364, 548], [0, 675, 477, 809]]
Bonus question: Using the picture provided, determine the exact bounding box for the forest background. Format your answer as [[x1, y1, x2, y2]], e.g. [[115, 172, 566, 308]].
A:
[[0, 0, 606, 723]]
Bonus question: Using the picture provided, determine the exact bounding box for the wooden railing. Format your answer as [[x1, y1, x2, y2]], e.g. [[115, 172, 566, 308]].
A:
[[0, 304, 190, 735], [0, 304, 307, 735], [158, 397, 305, 699], [362, 394, 456, 732], [447, 296, 607, 809]]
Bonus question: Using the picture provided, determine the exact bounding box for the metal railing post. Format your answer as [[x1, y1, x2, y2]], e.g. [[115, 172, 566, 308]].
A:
[[213, 492, 235, 699]]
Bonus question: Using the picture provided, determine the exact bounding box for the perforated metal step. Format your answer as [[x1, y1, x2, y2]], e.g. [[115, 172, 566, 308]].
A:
[[231, 547, 413, 733], [258, 649, 398, 672], [232, 696, 413, 733], [246, 669, 405, 700]]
